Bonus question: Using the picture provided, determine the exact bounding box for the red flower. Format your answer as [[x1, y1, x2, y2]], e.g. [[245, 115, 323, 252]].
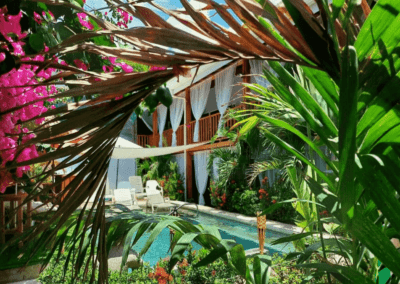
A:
[[212, 270, 216, 276], [272, 199, 277, 204], [231, 180, 236, 184], [180, 270, 187, 276]]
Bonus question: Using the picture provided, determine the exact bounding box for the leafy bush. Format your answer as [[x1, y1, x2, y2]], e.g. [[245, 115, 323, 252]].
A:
[[231, 189, 260, 216], [38, 247, 240, 284]]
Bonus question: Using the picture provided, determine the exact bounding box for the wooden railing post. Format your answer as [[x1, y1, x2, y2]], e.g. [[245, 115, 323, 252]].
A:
[[185, 87, 193, 199], [0, 200, 5, 244]]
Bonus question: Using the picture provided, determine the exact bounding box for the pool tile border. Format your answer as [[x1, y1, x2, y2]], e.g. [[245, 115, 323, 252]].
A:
[[170, 201, 303, 235]]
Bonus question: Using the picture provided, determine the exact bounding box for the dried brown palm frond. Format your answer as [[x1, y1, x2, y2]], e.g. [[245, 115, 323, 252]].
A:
[[0, 0, 371, 282]]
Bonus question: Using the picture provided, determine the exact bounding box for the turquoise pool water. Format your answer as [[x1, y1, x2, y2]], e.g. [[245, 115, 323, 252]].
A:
[[133, 212, 294, 266]]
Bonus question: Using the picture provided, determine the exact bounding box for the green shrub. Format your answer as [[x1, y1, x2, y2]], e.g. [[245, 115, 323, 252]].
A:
[[231, 189, 260, 216]]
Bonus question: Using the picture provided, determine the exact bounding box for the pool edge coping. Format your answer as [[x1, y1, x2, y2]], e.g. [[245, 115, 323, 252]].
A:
[[170, 201, 303, 235]]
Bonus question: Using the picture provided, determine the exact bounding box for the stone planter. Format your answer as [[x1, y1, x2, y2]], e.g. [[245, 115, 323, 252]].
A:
[[0, 264, 46, 284]]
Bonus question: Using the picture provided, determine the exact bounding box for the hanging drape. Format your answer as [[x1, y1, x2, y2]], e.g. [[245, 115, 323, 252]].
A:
[[141, 109, 153, 132], [169, 98, 184, 146], [212, 157, 220, 181], [258, 170, 279, 188], [190, 77, 212, 142], [157, 105, 168, 147], [194, 151, 209, 205], [172, 153, 186, 188], [215, 63, 237, 130], [250, 60, 270, 89]]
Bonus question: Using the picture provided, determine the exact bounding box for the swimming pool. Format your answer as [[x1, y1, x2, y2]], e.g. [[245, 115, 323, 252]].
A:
[[132, 212, 294, 266]]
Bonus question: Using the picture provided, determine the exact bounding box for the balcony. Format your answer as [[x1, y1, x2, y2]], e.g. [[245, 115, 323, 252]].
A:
[[137, 104, 245, 147]]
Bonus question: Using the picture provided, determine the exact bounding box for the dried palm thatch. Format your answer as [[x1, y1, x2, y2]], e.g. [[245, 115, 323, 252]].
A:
[[0, 0, 371, 282]]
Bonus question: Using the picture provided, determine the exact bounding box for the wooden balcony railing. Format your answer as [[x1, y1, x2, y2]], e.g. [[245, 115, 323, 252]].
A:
[[136, 104, 245, 147], [0, 193, 32, 244]]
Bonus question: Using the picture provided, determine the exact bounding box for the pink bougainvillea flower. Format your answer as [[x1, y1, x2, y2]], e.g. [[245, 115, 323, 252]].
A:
[[43, 43, 49, 52], [105, 11, 108, 16], [73, 59, 88, 71], [0, 52, 5, 62], [34, 11, 42, 24], [0, 8, 27, 41], [77, 13, 94, 30], [11, 42, 25, 56], [120, 63, 133, 73], [150, 66, 167, 71], [115, 95, 123, 100], [102, 65, 113, 73], [129, 16, 133, 21], [48, 10, 54, 19], [108, 57, 117, 65]]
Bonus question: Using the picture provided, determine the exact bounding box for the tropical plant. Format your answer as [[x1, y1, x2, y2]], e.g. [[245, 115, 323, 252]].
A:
[[2, 0, 399, 283], [231, 0, 400, 281]]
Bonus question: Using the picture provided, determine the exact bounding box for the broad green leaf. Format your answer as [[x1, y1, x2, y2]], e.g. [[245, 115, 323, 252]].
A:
[[239, 116, 259, 135], [282, 0, 340, 81], [195, 239, 237, 267], [256, 113, 338, 175], [252, 255, 271, 284], [338, 46, 358, 220], [140, 219, 177, 256], [29, 33, 45, 52], [358, 155, 400, 234], [332, 0, 345, 20], [271, 232, 320, 245], [355, 0, 400, 63], [121, 221, 142, 270], [263, 64, 336, 154], [349, 212, 400, 277], [169, 232, 199, 271], [268, 61, 338, 137], [360, 106, 400, 153], [230, 244, 247, 277], [260, 127, 335, 190], [297, 263, 375, 284], [301, 66, 339, 116]]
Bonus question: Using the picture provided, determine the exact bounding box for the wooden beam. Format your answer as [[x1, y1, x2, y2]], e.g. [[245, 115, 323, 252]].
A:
[[187, 141, 234, 153], [185, 87, 193, 199], [152, 108, 158, 147]]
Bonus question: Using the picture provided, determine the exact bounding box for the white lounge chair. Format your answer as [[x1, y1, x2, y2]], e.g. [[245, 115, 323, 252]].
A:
[[146, 192, 175, 214], [129, 176, 147, 199], [145, 180, 164, 197], [114, 188, 142, 211]]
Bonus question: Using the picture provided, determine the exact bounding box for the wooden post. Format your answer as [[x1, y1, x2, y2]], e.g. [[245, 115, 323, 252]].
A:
[[185, 87, 193, 199], [26, 200, 32, 228], [17, 198, 23, 233], [0, 200, 5, 244], [152, 108, 158, 147], [242, 59, 250, 108]]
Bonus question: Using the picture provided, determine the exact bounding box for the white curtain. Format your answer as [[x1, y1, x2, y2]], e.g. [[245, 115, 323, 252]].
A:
[[172, 153, 186, 189], [194, 151, 209, 205], [250, 59, 270, 89], [215, 63, 237, 129], [141, 109, 153, 132], [170, 98, 184, 146], [157, 105, 168, 147], [258, 169, 278, 187], [212, 157, 220, 181], [190, 77, 212, 142]]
